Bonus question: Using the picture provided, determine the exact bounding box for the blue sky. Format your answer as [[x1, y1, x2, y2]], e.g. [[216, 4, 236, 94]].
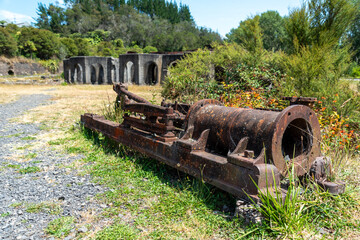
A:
[[0, 0, 301, 37]]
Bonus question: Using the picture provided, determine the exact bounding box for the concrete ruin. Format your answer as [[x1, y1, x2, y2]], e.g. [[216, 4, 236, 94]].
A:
[[63, 52, 184, 85]]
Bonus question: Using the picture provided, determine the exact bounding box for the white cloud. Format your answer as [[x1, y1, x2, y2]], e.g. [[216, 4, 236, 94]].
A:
[[0, 10, 33, 24]]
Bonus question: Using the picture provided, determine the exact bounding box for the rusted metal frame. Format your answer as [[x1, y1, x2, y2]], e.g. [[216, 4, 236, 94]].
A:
[[81, 113, 282, 201], [282, 96, 317, 107], [83, 86, 345, 199], [113, 84, 151, 104]]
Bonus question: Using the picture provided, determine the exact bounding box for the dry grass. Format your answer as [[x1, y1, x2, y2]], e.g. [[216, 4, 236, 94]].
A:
[[0, 56, 35, 64], [7, 84, 161, 126], [0, 85, 52, 104]]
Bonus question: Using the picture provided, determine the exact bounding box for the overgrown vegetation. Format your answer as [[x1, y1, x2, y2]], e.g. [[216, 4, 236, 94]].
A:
[[163, 0, 360, 153]]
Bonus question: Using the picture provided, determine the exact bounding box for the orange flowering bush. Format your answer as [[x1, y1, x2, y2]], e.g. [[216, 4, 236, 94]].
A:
[[219, 84, 287, 109], [314, 98, 360, 153]]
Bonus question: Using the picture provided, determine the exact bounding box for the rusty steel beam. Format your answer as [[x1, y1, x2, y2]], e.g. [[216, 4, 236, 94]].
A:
[[81, 84, 345, 201]]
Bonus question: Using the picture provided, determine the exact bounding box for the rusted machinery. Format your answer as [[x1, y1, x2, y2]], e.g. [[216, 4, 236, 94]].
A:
[[81, 84, 345, 201]]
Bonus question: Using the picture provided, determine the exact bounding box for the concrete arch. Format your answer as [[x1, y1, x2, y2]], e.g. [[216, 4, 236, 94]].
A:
[[165, 60, 178, 78], [74, 64, 84, 84], [124, 61, 135, 84], [90, 63, 104, 84], [145, 61, 159, 85], [111, 64, 117, 83], [168, 60, 178, 68]]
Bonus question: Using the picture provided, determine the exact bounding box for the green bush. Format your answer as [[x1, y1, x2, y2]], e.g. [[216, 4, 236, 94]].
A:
[[39, 59, 60, 74], [351, 65, 360, 78], [161, 43, 285, 103], [0, 28, 17, 57]]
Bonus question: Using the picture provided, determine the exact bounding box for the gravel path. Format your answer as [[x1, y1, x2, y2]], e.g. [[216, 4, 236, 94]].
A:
[[0, 94, 104, 239]]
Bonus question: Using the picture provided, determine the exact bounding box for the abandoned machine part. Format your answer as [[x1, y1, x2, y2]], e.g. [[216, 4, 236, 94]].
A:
[[81, 84, 345, 201]]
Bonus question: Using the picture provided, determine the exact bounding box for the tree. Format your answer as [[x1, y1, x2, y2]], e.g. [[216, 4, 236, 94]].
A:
[[60, 37, 78, 58], [0, 28, 17, 57], [18, 28, 60, 59], [349, 0, 360, 62], [283, 0, 357, 95], [286, 0, 357, 51], [259, 11, 286, 51], [226, 15, 263, 54]]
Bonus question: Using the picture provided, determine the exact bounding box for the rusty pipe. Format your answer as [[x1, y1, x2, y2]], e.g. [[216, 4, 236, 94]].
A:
[[185, 100, 321, 176]]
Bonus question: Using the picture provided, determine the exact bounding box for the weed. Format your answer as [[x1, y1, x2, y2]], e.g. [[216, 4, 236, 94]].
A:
[[96, 223, 139, 239], [17, 144, 31, 150], [45, 216, 75, 237], [26, 201, 62, 215], [21, 136, 36, 141], [6, 164, 21, 169], [10, 202, 23, 208], [0, 212, 10, 217], [250, 166, 310, 238], [24, 153, 37, 159], [19, 166, 41, 174], [5, 133, 21, 138]]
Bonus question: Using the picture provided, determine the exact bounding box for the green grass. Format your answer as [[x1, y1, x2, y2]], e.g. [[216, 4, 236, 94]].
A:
[[38, 123, 360, 239], [96, 223, 139, 240], [45, 216, 75, 237], [1, 133, 22, 138], [5, 164, 21, 169], [24, 152, 37, 159], [0, 212, 10, 217], [10, 202, 23, 208], [21, 136, 36, 141], [17, 144, 32, 150], [26, 201, 62, 215], [19, 166, 41, 174]]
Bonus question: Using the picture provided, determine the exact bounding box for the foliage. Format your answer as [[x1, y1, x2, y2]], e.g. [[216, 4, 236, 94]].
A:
[[259, 11, 286, 51], [349, 0, 360, 62], [96, 223, 139, 239], [143, 45, 158, 53], [39, 59, 61, 74], [34, 0, 220, 52], [18, 166, 41, 174], [45, 216, 75, 237], [162, 43, 284, 103], [60, 37, 78, 58], [0, 28, 17, 57], [351, 65, 360, 78], [226, 15, 263, 54], [18, 27, 60, 59]]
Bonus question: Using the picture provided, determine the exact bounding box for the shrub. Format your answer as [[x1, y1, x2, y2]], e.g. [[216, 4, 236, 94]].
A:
[[351, 65, 360, 78]]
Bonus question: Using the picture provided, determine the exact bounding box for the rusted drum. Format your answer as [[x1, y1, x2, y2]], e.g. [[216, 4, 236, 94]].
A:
[[185, 100, 321, 176]]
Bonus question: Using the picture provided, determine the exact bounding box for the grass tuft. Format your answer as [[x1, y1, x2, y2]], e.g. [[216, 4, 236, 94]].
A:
[[45, 216, 75, 237], [19, 166, 41, 174], [26, 201, 62, 215]]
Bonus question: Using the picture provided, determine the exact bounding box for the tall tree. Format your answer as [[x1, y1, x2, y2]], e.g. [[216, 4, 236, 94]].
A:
[[0, 28, 17, 57], [259, 11, 286, 51], [226, 15, 263, 53], [349, 0, 360, 62]]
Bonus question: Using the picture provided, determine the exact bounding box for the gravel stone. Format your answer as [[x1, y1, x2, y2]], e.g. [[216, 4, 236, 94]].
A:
[[0, 94, 105, 239]]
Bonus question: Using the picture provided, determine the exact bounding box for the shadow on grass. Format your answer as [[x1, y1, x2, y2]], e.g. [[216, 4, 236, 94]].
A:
[[81, 126, 238, 218]]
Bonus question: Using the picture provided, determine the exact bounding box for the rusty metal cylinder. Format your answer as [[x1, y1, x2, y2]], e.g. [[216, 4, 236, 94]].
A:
[[185, 100, 321, 176]]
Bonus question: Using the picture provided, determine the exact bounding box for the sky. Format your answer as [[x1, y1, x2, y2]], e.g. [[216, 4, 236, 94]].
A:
[[0, 0, 301, 37]]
